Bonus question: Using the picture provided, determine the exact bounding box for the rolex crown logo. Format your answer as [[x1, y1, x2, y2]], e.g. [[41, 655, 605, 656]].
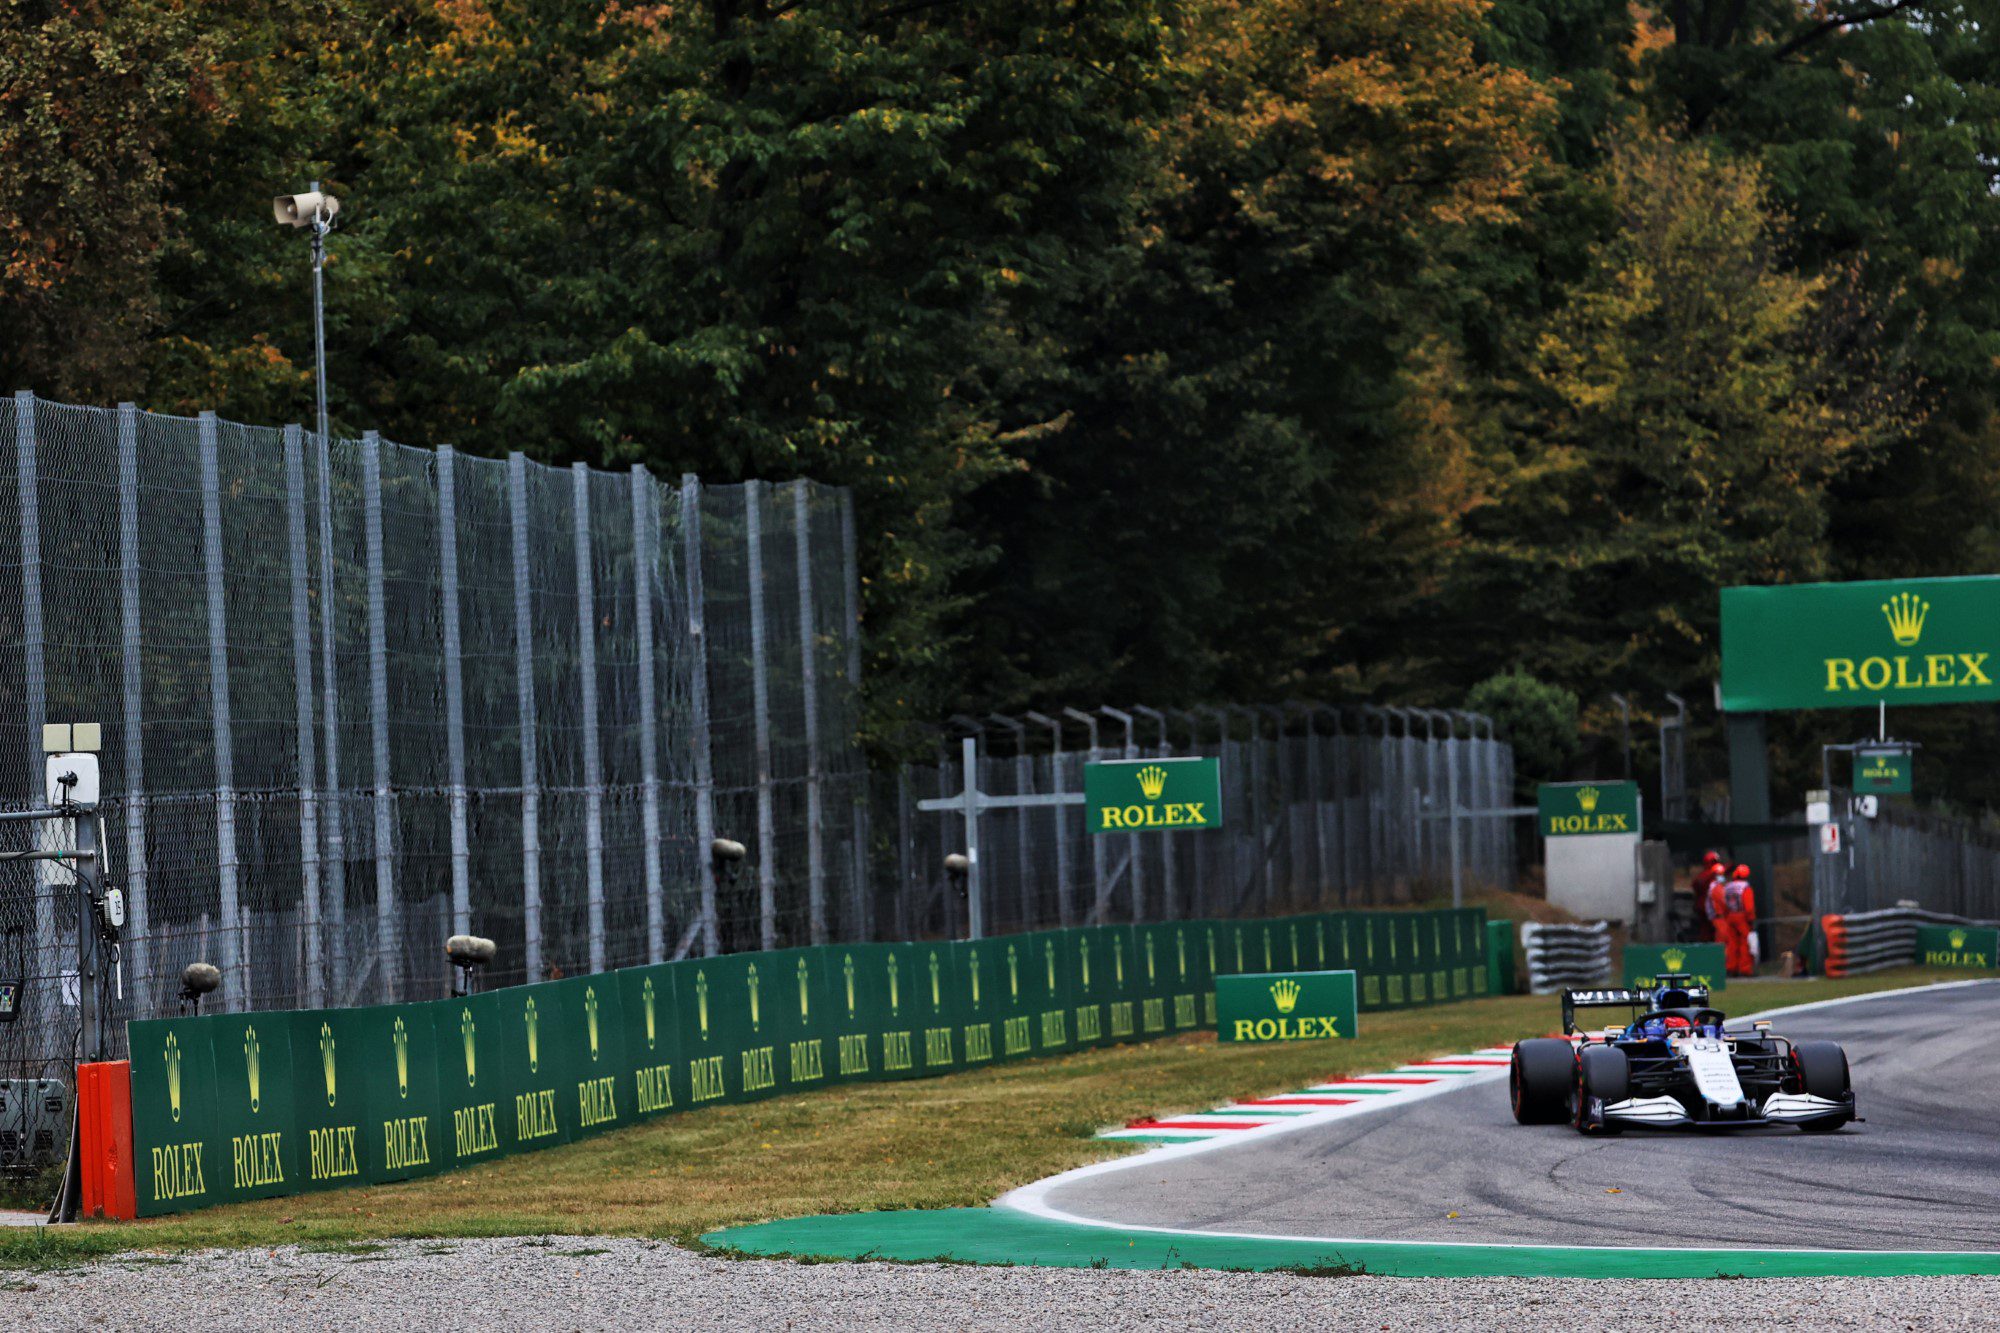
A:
[[643, 978, 658, 1050], [526, 996, 541, 1072], [245, 1025, 262, 1113], [1577, 786, 1600, 813], [462, 1007, 478, 1086], [1662, 947, 1686, 973], [165, 1032, 183, 1122], [393, 1016, 410, 1099], [1950, 928, 1968, 950], [1270, 978, 1302, 1014], [1136, 764, 1168, 800], [320, 1022, 337, 1107], [1883, 591, 1929, 646], [586, 986, 601, 1060]]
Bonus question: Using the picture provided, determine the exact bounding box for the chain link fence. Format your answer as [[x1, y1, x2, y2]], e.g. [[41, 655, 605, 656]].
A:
[[0, 393, 864, 1079], [879, 708, 1516, 939], [1812, 793, 2000, 922]]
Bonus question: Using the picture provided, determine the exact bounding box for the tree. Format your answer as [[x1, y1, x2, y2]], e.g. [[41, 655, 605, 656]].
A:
[[0, 0, 204, 399], [1466, 669, 1578, 791]]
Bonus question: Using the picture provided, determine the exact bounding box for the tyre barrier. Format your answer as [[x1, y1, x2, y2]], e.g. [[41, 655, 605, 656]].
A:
[[114, 907, 1489, 1219], [1522, 920, 1611, 994], [1819, 907, 1999, 977]]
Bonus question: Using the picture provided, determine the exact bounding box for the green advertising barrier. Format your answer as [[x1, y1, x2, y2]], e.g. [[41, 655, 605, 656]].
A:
[[1487, 918, 1515, 995], [129, 1018, 224, 1217], [436, 991, 514, 1170], [619, 964, 688, 1116], [1915, 924, 1997, 968], [124, 905, 1493, 1220], [1624, 942, 1727, 991], [1216, 970, 1359, 1042]]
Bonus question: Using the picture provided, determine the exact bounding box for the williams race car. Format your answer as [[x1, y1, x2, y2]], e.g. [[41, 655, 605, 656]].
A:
[[1509, 974, 1856, 1133]]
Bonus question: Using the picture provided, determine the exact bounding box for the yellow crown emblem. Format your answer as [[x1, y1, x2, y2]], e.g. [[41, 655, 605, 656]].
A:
[[1578, 786, 1600, 813], [1270, 978, 1301, 1014], [1950, 928, 1967, 949], [1662, 948, 1685, 973], [1883, 591, 1928, 646], [1136, 765, 1168, 800]]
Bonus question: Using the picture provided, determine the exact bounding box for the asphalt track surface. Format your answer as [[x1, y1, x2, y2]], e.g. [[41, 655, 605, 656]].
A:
[[1040, 980, 2000, 1252]]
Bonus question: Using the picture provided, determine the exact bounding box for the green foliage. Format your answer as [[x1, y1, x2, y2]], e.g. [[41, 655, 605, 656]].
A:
[[1466, 670, 1578, 789]]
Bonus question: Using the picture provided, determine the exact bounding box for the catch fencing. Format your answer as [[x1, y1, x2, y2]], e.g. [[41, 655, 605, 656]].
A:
[[879, 709, 1516, 940], [1811, 795, 2000, 923], [0, 393, 865, 1081]]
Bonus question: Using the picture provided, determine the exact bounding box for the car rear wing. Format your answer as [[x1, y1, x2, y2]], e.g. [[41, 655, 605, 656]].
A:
[[1562, 988, 1644, 1035]]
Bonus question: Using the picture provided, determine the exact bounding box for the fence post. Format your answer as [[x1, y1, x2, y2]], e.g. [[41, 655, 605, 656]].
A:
[[840, 492, 869, 940], [313, 426, 345, 980], [1026, 714, 1072, 926], [361, 432, 397, 999], [15, 394, 55, 1027], [117, 404, 152, 1011], [283, 424, 323, 1008], [895, 764, 914, 940], [508, 453, 543, 982], [631, 467, 665, 964], [198, 412, 245, 1004], [793, 482, 826, 944], [746, 481, 777, 950], [437, 447, 471, 942], [571, 464, 606, 973], [682, 476, 718, 956]]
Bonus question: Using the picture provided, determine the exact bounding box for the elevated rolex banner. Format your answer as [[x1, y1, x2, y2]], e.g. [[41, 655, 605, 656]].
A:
[[1721, 576, 2000, 713], [1083, 756, 1222, 834], [1916, 924, 1996, 969], [1538, 781, 1641, 838], [1217, 970, 1359, 1043], [129, 1017, 223, 1216], [619, 963, 689, 1114], [1624, 942, 1727, 991], [1853, 748, 1913, 795]]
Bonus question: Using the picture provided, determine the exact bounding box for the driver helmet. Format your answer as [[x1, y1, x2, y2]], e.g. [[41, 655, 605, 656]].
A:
[[1662, 1014, 1692, 1032]]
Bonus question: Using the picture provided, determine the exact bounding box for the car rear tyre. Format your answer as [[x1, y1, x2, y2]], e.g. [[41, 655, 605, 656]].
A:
[[1511, 1039, 1573, 1125], [1793, 1040, 1851, 1133], [1574, 1046, 1629, 1135]]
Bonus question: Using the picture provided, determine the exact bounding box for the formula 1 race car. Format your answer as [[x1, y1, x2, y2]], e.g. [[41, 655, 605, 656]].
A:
[[1509, 974, 1856, 1134]]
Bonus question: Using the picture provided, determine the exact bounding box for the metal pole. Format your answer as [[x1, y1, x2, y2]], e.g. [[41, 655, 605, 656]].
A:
[[1229, 705, 1266, 908], [438, 447, 470, 941], [1447, 711, 1472, 908], [283, 423, 323, 1008], [1025, 712, 1072, 925], [988, 715, 1031, 931], [1101, 707, 1141, 921], [362, 432, 396, 999], [313, 417, 345, 985], [14, 393, 52, 1024], [308, 179, 330, 462], [839, 490, 868, 940], [960, 735, 983, 939], [1063, 708, 1104, 919], [571, 464, 606, 973], [199, 412, 244, 1004], [117, 404, 152, 1010], [507, 454, 543, 981], [631, 467, 665, 963], [793, 481, 826, 943], [683, 476, 718, 956], [746, 482, 777, 950]]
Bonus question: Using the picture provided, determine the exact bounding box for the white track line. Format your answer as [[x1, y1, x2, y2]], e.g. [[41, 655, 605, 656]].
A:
[[999, 978, 1998, 1254]]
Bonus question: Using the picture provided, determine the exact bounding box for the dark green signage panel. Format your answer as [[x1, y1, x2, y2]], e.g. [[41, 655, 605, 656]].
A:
[[206, 1011, 301, 1204], [356, 1003, 448, 1185], [950, 940, 1002, 1066], [493, 984, 573, 1152], [902, 941, 961, 1074], [674, 954, 781, 1107], [1083, 757, 1223, 834], [1624, 942, 1727, 991], [1011, 931, 1073, 1056], [1130, 924, 1174, 1037], [1216, 970, 1359, 1042], [436, 992, 513, 1169], [1722, 576, 2000, 712], [1854, 749, 1913, 795], [824, 944, 921, 1081], [289, 1009, 374, 1193], [129, 1018, 223, 1217], [1915, 924, 1996, 969], [1538, 781, 1641, 838], [545, 975, 634, 1137], [619, 964, 688, 1115]]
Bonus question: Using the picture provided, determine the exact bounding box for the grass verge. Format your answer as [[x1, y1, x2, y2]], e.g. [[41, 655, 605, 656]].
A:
[[0, 966, 1953, 1268]]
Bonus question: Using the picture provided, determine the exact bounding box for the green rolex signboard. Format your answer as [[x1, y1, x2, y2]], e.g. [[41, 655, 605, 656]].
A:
[[1915, 924, 1996, 969], [1084, 757, 1222, 834], [1853, 749, 1913, 795], [1721, 576, 2000, 713], [1537, 781, 1640, 837], [1624, 942, 1726, 991], [1216, 970, 1358, 1042]]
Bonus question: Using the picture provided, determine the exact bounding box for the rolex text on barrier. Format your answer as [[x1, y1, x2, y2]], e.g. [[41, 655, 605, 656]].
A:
[[122, 906, 1482, 1217], [1084, 757, 1222, 834], [1721, 575, 2000, 713], [1216, 971, 1358, 1043], [1624, 942, 1727, 991], [1915, 924, 1996, 969]]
